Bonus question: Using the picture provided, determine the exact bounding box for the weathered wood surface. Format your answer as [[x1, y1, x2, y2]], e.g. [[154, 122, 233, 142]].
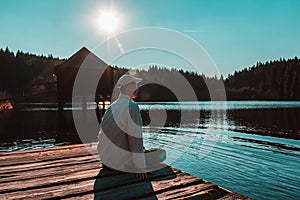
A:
[[0, 143, 250, 200]]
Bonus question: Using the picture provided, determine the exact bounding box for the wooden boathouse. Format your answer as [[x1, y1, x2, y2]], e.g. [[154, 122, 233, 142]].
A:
[[53, 47, 115, 110]]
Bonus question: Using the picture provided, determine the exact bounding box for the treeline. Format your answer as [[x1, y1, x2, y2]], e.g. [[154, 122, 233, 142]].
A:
[[134, 66, 221, 101], [116, 57, 300, 101], [0, 47, 64, 98], [106, 65, 223, 101], [225, 57, 300, 100], [0, 47, 299, 101]]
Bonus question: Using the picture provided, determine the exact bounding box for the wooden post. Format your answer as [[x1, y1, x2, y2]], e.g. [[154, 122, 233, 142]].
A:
[[58, 96, 65, 111]]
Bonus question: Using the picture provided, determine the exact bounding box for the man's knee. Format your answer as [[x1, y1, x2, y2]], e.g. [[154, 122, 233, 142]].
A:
[[145, 148, 166, 163]]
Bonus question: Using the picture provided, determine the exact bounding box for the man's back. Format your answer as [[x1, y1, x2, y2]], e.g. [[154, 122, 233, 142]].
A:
[[97, 94, 146, 171]]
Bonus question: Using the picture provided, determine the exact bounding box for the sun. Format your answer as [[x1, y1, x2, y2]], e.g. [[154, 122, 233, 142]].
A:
[[99, 10, 119, 34]]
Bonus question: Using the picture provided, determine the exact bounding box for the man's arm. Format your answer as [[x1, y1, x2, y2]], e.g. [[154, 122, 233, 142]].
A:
[[127, 103, 147, 171]]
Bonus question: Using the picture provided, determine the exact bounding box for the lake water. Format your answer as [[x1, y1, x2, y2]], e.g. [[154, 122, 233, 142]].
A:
[[0, 101, 300, 199]]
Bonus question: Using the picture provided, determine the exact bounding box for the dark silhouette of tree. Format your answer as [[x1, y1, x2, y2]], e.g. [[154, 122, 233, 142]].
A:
[[0, 47, 64, 99], [225, 57, 300, 100]]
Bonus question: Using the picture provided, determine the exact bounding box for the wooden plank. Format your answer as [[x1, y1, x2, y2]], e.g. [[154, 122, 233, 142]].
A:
[[0, 154, 97, 174], [0, 167, 97, 193], [0, 179, 96, 200], [0, 143, 97, 167], [0, 158, 99, 184], [151, 171, 230, 200], [0, 143, 90, 157], [217, 193, 251, 200]]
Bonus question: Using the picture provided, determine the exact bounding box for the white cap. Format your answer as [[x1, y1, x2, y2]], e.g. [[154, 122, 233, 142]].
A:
[[117, 74, 142, 88]]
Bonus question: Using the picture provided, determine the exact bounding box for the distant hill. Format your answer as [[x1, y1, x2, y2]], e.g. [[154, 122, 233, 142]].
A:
[[225, 57, 300, 100]]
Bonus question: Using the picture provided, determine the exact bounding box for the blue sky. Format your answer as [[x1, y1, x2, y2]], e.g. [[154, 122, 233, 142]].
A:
[[1, 0, 299, 76]]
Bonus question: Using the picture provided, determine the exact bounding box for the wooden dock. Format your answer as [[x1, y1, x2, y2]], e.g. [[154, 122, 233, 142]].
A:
[[0, 143, 250, 200]]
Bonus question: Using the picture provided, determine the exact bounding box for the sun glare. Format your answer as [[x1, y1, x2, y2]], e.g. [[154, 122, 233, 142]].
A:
[[99, 10, 119, 33]]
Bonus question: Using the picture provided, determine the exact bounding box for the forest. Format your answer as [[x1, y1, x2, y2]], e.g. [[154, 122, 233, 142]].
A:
[[0, 47, 299, 102], [0, 47, 64, 101], [225, 58, 300, 100]]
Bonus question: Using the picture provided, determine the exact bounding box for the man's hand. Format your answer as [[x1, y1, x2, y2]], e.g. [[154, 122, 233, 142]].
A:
[[136, 172, 147, 180]]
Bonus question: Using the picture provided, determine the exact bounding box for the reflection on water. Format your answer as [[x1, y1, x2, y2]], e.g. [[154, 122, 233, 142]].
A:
[[1, 138, 68, 152], [0, 110, 89, 151], [1, 101, 300, 199], [139, 101, 300, 110], [227, 108, 300, 139]]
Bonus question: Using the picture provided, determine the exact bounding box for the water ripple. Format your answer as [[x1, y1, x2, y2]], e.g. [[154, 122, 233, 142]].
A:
[[144, 127, 300, 200]]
